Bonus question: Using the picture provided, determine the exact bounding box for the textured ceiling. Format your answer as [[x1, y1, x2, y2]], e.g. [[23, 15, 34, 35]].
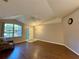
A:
[[0, 0, 53, 18], [47, 0, 79, 17], [0, 0, 79, 24]]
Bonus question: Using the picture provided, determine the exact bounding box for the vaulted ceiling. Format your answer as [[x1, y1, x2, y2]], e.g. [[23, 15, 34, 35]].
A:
[[0, 0, 79, 24]]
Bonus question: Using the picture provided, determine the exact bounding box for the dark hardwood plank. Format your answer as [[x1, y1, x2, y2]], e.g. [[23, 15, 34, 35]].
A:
[[0, 40, 79, 59]]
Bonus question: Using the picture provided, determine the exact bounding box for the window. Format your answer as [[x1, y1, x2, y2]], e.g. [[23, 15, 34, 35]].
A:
[[4, 23, 22, 38], [4, 24, 14, 38], [14, 24, 22, 37]]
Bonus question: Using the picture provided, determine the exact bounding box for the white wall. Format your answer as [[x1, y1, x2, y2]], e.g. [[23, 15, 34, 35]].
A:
[[35, 23, 64, 44], [63, 9, 79, 55], [34, 8, 79, 55]]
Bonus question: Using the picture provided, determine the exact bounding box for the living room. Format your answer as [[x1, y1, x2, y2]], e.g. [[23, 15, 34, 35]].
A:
[[0, 0, 79, 59]]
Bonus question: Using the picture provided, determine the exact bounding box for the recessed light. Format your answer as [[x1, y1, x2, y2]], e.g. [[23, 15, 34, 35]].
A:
[[3, 0, 8, 2]]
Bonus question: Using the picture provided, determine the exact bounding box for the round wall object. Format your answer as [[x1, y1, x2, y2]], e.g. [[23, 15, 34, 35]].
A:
[[68, 18, 73, 25]]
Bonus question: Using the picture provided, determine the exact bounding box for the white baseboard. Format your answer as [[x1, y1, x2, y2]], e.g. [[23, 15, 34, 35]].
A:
[[65, 45, 79, 56], [27, 39, 38, 42], [38, 39, 64, 46]]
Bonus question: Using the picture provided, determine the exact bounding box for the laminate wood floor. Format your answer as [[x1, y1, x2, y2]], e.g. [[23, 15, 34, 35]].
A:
[[0, 41, 79, 59]]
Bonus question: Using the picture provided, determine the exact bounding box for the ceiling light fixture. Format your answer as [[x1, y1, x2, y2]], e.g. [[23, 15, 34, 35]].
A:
[[3, 0, 8, 2]]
